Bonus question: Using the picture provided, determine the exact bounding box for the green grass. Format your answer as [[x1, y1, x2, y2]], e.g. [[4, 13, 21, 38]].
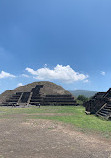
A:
[[0, 106, 111, 137]]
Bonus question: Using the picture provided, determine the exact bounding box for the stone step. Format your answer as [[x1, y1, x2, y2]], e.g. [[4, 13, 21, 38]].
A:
[[31, 97, 41, 99], [43, 102, 76, 104], [97, 111, 108, 117], [8, 97, 19, 99], [100, 109, 109, 114], [44, 98, 75, 100], [43, 100, 76, 103], [30, 100, 42, 102], [104, 106, 111, 109], [6, 100, 18, 102], [43, 103, 76, 106], [11, 96, 20, 98], [101, 108, 111, 113], [46, 95, 72, 97], [105, 105, 111, 108]]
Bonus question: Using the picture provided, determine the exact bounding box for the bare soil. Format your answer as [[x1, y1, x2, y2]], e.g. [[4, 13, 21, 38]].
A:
[[0, 115, 111, 158]]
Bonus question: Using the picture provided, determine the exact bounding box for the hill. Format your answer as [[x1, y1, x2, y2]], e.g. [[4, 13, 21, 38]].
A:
[[69, 90, 97, 98]]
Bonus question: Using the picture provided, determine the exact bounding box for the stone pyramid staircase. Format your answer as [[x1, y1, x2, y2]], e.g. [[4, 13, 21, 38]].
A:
[[2, 92, 23, 106], [96, 101, 111, 120], [1, 84, 77, 107], [29, 85, 43, 105], [42, 95, 76, 106]]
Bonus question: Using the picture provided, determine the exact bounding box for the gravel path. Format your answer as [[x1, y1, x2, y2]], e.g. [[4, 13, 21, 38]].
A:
[[0, 116, 111, 158]]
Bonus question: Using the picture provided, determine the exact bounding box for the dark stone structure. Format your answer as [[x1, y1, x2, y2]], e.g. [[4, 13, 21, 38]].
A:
[[84, 88, 111, 120], [0, 82, 76, 107]]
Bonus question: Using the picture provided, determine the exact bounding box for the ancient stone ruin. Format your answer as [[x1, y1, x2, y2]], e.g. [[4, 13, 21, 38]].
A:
[[84, 88, 111, 120], [0, 81, 76, 106]]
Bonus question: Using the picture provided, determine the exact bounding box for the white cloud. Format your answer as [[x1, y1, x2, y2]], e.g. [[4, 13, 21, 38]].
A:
[[0, 71, 15, 79], [17, 83, 23, 87], [21, 74, 29, 78], [83, 79, 89, 83], [44, 64, 47, 67], [26, 64, 88, 83], [101, 71, 106, 76]]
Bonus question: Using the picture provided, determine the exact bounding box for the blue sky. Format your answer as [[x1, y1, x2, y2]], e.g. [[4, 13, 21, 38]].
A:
[[0, 0, 111, 93]]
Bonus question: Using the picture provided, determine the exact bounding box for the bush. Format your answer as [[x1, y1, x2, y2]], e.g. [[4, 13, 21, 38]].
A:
[[77, 95, 89, 103]]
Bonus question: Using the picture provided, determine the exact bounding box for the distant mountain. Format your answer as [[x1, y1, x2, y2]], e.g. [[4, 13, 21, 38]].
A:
[[69, 90, 97, 98]]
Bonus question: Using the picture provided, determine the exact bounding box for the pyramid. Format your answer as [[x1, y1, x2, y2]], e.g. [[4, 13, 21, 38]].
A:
[[0, 81, 76, 106], [85, 88, 111, 120]]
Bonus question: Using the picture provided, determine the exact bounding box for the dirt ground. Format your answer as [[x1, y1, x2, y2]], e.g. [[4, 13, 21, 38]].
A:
[[0, 115, 111, 158]]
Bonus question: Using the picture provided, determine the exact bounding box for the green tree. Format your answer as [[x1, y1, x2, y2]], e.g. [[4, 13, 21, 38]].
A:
[[77, 95, 88, 103]]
